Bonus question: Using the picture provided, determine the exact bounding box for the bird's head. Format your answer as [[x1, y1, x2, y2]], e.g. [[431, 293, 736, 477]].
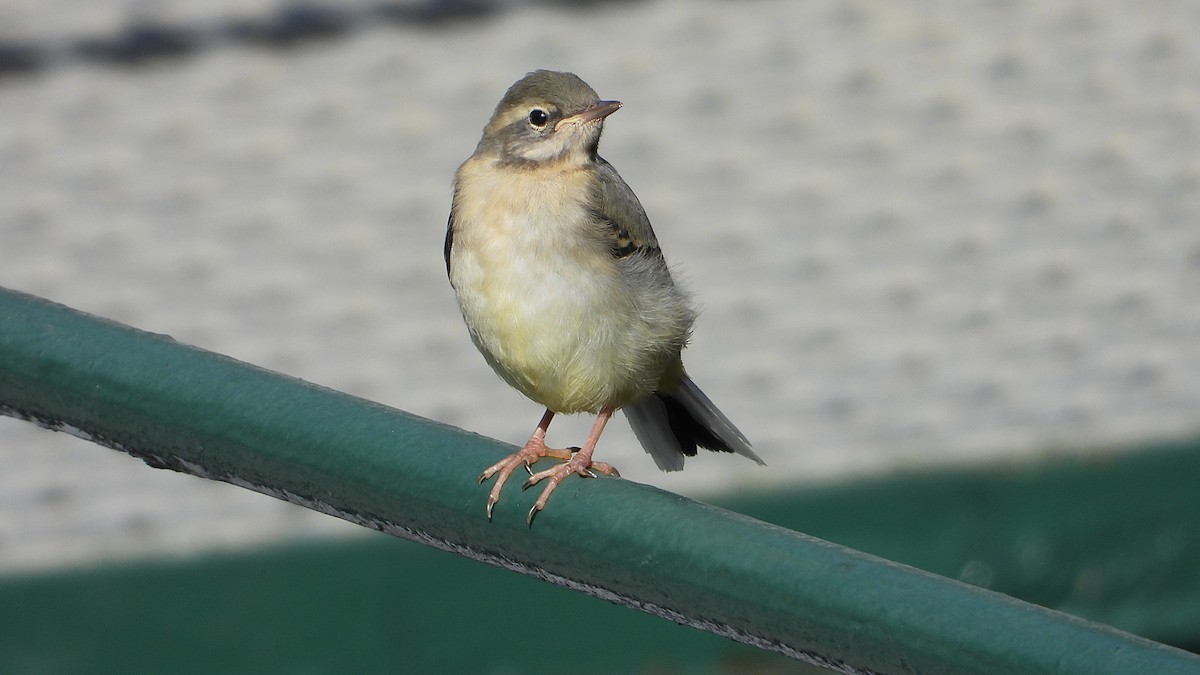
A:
[[477, 70, 622, 166]]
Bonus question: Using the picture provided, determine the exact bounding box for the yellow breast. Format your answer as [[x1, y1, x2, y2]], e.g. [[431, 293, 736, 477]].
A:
[[449, 158, 676, 413]]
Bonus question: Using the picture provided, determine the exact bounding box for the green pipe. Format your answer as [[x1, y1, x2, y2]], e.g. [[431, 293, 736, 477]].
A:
[[1, 286, 1196, 674]]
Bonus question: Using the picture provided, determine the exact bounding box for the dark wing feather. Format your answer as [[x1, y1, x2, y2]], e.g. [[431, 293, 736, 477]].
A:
[[592, 158, 663, 261], [444, 209, 456, 280]]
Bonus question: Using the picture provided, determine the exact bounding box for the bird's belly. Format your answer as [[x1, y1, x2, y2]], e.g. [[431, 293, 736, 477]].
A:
[[453, 232, 662, 413]]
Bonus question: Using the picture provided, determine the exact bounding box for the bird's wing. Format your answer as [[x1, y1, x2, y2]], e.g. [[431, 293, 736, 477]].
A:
[[444, 203, 456, 280], [591, 158, 664, 261]]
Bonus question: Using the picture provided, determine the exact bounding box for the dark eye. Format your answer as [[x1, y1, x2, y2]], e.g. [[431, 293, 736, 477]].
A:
[[528, 108, 549, 129]]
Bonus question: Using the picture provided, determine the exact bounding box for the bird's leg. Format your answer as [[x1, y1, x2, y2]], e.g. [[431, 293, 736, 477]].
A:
[[478, 409, 574, 520], [523, 406, 621, 524]]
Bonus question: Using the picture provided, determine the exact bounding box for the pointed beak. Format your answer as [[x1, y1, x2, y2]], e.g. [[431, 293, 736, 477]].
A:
[[559, 100, 622, 128]]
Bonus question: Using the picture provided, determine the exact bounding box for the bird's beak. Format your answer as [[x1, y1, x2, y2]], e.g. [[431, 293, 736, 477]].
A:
[[559, 100, 623, 128]]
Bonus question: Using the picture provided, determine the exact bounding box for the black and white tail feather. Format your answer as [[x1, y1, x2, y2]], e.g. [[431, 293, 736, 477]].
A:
[[624, 375, 764, 471]]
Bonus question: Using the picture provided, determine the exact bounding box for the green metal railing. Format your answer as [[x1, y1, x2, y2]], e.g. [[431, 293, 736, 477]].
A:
[[2, 286, 1197, 674]]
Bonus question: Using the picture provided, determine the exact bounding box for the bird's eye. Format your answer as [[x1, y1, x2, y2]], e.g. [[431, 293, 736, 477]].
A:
[[528, 108, 550, 129]]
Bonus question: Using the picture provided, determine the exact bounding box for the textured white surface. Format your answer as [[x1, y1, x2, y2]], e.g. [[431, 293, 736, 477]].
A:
[[2, 0, 1200, 573]]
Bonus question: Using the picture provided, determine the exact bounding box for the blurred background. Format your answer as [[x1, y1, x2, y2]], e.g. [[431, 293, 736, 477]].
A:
[[1, 0, 1199, 672]]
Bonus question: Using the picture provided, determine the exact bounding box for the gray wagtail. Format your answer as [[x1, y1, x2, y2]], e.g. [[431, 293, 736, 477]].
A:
[[445, 70, 763, 523]]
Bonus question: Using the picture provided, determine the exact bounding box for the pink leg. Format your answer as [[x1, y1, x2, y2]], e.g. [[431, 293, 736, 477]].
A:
[[477, 409, 575, 520], [522, 406, 620, 524]]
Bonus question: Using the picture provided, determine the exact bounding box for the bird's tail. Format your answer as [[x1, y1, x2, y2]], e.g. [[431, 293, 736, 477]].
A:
[[624, 375, 764, 472]]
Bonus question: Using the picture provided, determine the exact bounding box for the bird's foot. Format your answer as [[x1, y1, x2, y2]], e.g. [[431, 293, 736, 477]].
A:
[[522, 453, 620, 525], [478, 437, 574, 520]]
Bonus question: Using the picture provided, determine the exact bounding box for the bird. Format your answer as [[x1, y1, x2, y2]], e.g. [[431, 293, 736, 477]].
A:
[[445, 70, 763, 523]]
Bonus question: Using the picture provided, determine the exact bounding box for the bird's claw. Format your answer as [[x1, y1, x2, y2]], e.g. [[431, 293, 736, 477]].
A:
[[590, 461, 619, 478], [477, 414, 618, 522], [478, 437, 579, 521]]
